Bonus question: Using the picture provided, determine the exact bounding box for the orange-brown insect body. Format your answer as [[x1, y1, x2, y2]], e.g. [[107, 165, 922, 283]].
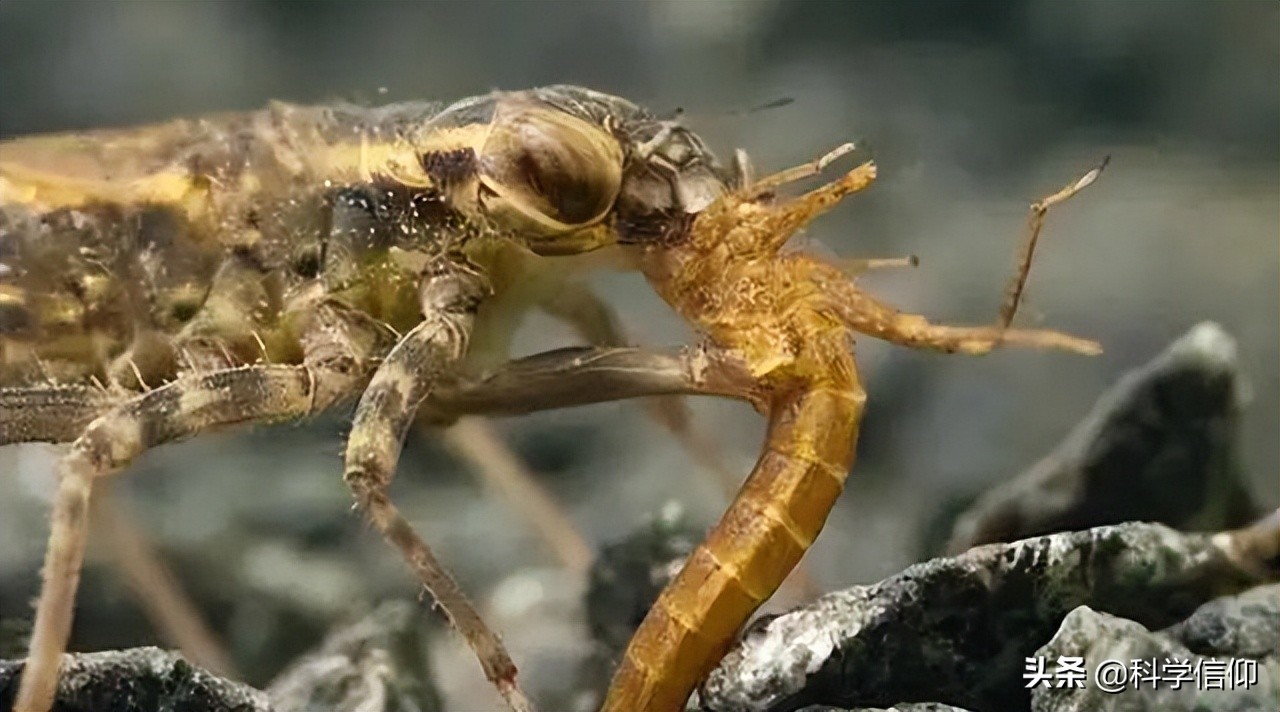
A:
[[601, 150, 1102, 709], [3, 83, 1100, 712], [0, 86, 741, 712], [606, 166, 879, 710]]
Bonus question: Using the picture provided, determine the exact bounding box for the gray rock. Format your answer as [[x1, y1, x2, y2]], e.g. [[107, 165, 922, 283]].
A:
[[1032, 605, 1277, 712], [801, 705, 974, 712], [267, 600, 443, 712], [943, 322, 1259, 556], [699, 514, 1280, 712], [0, 647, 269, 712], [0, 600, 444, 712], [1163, 583, 1280, 662]]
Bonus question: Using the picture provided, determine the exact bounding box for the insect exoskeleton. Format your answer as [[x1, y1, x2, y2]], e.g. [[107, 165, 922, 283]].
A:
[[0, 85, 745, 712], [0, 86, 734, 391], [410, 85, 732, 256]]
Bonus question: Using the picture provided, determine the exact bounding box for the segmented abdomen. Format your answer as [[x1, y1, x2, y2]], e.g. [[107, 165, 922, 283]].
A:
[[603, 371, 865, 711], [0, 196, 224, 386], [0, 103, 439, 390]]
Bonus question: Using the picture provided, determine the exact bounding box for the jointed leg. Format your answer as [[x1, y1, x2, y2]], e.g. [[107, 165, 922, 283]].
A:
[[441, 417, 594, 573], [442, 268, 747, 576], [90, 485, 238, 677], [4, 383, 235, 678], [745, 142, 857, 198], [998, 157, 1109, 330], [15, 363, 343, 712], [832, 284, 1102, 355], [0, 385, 116, 445], [425, 345, 763, 420], [6, 342, 752, 710], [751, 158, 878, 254], [341, 259, 537, 712], [820, 158, 1108, 356], [538, 279, 743, 493]]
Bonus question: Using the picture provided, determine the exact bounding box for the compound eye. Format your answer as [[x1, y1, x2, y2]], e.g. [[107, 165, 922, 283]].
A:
[[480, 107, 623, 230]]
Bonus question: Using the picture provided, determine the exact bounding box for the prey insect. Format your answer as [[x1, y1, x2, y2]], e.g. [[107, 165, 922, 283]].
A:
[[0, 86, 732, 712], [598, 146, 1105, 710], [0, 81, 1105, 712], [410, 144, 1104, 712]]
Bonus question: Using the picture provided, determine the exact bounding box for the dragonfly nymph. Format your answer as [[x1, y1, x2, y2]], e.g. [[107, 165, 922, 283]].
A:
[[0, 84, 1103, 712]]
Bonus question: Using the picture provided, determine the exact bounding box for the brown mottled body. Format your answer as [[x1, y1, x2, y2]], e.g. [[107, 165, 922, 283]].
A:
[[603, 155, 1102, 710], [0, 86, 733, 712], [0, 88, 695, 390], [1, 83, 1104, 712]]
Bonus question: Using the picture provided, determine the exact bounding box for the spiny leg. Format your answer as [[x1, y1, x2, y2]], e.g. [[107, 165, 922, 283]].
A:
[[831, 281, 1102, 355], [418, 245, 667, 578], [6, 248, 308, 686], [92, 250, 294, 671], [14, 364, 347, 712], [429, 272, 605, 574], [1, 343, 783, 706], [0, 385, 117, 445], [2, 382, 243, 682], [998, 157, 1109, 330], [15, 298, 383, 711], [2, 383, 236, 675], [537, 279, 742, 494], [425, 346, 763, 419], [826, 160, 1108, 355], [341, 259, 536, 712]]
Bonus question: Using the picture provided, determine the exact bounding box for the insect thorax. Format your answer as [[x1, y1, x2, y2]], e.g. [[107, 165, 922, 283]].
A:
[[0, 86, 731, 391]]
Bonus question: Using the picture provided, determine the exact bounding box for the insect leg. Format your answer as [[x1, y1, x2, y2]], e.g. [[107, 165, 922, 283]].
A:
[[425, 346, 764, 420], [537, 279, 743, 492], [825, 159, 1107, 357], [3, 386, 242, 678], [745, 160, 879, 254], [744, 142, 858, 198], [997, 158, 1108, 331], [14, 363, 342, 712], [89, 484, 238, 677], [0, 385, 117, 445], [832, 282, 1101, 355], [341, 260, 540, 712], [752, 158, 875, 253], [440, 417, 594, 573]]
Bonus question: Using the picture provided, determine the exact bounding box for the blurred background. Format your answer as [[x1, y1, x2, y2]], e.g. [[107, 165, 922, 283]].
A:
[[1, 1, 1276, 709]]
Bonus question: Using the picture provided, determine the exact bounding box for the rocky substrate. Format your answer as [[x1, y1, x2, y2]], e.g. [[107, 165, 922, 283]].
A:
[[2, 323, 1274, 712]]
